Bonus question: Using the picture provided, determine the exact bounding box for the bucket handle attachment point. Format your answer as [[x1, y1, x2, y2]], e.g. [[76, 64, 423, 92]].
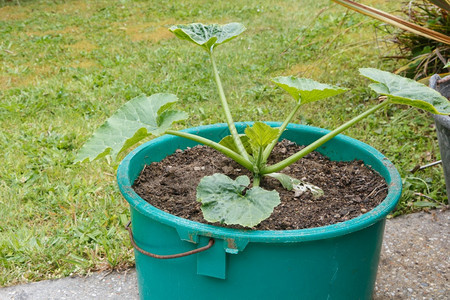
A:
[[126, 221, 215, 259]]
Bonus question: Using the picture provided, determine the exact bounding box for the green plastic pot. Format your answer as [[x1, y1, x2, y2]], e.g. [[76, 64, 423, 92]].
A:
[[117, 122, 402, 300]]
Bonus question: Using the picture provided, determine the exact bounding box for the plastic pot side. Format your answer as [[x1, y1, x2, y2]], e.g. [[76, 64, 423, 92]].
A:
[[430, 74, 450, 201], [117, 123, 402, 300]]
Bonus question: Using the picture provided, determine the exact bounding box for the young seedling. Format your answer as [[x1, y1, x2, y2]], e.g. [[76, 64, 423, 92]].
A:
[[76, 23, 450, 228]]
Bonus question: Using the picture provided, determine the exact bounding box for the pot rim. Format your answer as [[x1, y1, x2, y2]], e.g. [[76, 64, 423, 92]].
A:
[[117, 122, 402, 243]]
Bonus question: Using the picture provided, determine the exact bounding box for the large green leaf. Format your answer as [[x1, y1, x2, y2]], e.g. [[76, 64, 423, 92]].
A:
[[244, 122, 279, 151], [169, 23, 246, 52], [75, 93, 188, 163], [272, 76, 347, 104], [197, 174, 280, 227], [359, 68, 450, 115]]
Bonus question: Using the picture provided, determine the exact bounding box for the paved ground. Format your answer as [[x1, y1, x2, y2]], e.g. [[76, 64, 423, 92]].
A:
[[0, 210, 448, 300], [0, 271, 138, 300], [374, 209, 449, 299]]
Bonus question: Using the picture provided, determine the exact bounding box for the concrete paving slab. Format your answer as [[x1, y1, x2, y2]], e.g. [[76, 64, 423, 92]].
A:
[[0, 270, 138, 300], [0, 210, 448, 300], [375, 209, 449, 299]]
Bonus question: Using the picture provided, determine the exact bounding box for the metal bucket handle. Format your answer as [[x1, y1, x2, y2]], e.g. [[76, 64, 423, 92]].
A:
[[126, 221, 215, 259]]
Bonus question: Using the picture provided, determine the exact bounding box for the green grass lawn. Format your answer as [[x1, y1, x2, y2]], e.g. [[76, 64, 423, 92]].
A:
[[0, 0, 446, 286]]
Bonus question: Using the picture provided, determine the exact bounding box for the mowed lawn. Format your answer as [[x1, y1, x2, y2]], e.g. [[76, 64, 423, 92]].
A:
[[0, 0, 446, 286]]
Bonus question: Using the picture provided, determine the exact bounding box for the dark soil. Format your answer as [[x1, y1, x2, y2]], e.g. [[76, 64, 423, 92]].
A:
[[133, 140, 388, 230]]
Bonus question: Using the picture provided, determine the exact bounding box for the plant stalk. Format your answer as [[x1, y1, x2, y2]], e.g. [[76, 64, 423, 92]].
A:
[[252, 146, 264, 185], [260, 99, 390, 174], [165, 130, 253, 171], [253, 175, 261, 187], [209, 52, 250, 161]]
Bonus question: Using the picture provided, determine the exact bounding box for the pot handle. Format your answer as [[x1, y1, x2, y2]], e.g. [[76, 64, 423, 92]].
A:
[[125, 221, 215, 259]]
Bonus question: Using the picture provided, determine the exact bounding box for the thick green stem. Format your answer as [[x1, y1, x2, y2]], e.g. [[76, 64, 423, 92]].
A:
[[253, 146, 263, 171], [252, 147, 265, 187], [165, 130, 253, 171], [262, 100, 302, 162], [253, 175, 261, 187], [261, 100, 390, 174], [209, 52, 250, 160]]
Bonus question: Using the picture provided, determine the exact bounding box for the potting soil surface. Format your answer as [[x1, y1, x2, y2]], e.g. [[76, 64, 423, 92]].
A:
[[133, 140, 388, 230]]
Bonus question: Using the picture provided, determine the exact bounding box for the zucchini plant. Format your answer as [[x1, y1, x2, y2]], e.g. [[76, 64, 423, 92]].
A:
[[76, 23, 450, 227]]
